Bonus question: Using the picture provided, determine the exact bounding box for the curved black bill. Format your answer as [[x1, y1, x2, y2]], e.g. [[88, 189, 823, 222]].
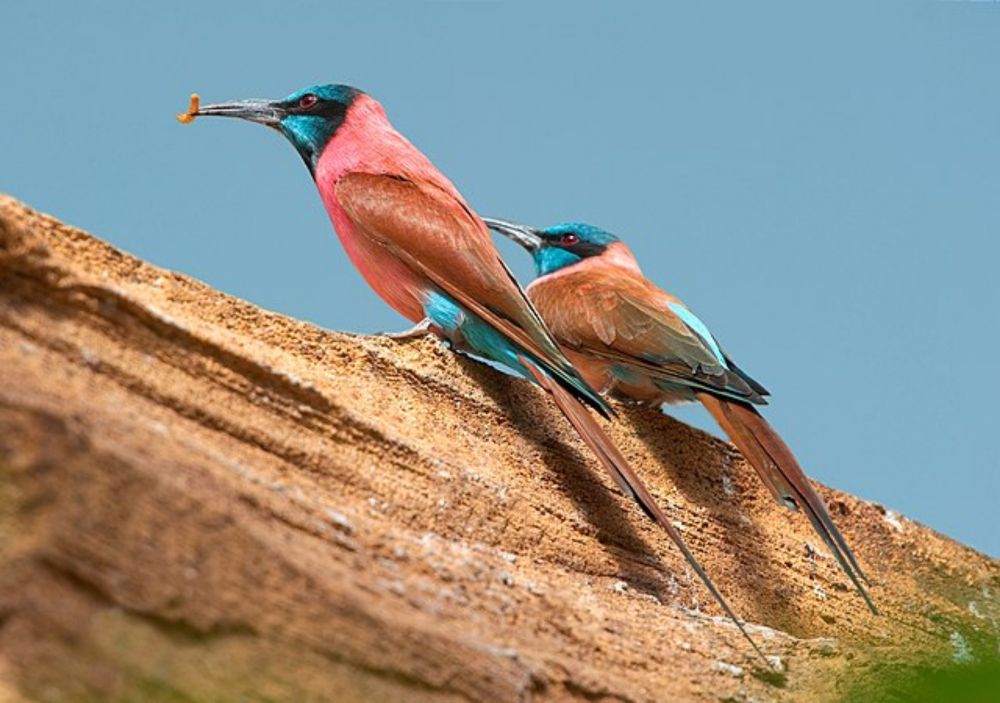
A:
[[196, 99, 285, 126], [483, 217, 543, 252]]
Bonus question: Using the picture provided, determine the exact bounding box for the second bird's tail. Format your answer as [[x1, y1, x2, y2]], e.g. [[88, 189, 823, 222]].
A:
[[518, 355, 769, 663], [698, 394, 877, 614]]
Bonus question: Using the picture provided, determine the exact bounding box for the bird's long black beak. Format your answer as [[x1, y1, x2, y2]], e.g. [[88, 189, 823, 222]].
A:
[[483, 217, 543, 252], [195, 99, 286, 127]]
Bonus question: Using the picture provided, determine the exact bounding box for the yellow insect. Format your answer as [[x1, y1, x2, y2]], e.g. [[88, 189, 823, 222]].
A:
[[176, 94, 200, 124]]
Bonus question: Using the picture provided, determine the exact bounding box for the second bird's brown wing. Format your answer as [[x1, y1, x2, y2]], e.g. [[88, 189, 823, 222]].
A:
[[529, 266, 762, 402]]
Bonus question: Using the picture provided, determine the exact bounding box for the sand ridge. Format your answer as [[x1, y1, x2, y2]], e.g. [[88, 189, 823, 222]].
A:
[[0, 196, 997, 701]]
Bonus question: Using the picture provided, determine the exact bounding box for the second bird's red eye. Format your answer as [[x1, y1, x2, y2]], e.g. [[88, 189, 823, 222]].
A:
[[298, 94, 319, 109], [560, 233, 579, 245]]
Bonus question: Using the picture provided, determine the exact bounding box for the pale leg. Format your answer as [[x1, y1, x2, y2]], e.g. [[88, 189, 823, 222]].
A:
[[383, 318, 434, 340]]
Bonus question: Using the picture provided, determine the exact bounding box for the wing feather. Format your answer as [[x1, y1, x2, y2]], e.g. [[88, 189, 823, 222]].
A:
[[530, 268, 765, 403]]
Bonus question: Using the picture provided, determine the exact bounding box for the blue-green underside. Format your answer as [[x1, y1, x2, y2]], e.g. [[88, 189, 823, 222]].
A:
[[423, 290, 535, 378]]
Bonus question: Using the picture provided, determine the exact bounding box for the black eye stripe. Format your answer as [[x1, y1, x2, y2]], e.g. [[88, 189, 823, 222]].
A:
[[572, 242, 607, 256], [547, 235, 606, 257], [288, 97, 351, 123], [287, 87, 361, 117]]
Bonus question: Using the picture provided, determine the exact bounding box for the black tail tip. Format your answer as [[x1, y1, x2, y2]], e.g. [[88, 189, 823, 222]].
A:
[[580, 390, 615, 419]]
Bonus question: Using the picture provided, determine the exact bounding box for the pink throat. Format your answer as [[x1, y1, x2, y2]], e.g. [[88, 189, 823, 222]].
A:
[[306, 95, 469, 324]]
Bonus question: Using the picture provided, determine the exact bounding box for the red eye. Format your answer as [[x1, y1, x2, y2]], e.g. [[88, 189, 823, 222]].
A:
[[298, 93, 319, 109], [560, 233, 579, 245]]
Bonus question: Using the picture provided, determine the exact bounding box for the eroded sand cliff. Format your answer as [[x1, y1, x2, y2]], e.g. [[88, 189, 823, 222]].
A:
[[1, 197, 997, 702]]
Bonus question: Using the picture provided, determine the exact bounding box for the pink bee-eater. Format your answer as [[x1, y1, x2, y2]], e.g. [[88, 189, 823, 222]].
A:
[[486, 217, 877, 614], [185, 84, 768, 656]]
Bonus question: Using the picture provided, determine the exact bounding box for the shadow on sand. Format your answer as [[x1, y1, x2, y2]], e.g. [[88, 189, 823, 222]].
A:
[[456, 357, 708, 606], [623, 401, 811, 634]]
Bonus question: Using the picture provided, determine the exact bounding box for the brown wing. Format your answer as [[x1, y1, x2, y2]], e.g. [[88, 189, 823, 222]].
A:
[[530, 266, 763, 402], [334, 172, 610, 414]]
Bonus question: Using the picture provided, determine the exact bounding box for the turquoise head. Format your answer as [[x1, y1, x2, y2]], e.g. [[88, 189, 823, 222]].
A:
[[484, 219, 621, 276]]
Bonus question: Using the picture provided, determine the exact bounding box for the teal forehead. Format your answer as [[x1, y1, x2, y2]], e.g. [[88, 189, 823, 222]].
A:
[[542, 222, 619, 243], [282, 83, 361, 104]]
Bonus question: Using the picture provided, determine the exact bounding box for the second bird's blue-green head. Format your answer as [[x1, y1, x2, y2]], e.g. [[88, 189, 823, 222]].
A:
[[484, 218, 630, 277]]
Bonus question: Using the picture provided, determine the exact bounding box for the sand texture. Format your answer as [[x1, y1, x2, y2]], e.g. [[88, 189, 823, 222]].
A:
[[1, 196, 997, 702]]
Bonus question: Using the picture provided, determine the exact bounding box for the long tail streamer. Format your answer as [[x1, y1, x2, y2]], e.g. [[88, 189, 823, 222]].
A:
[[699, 394, 877, 614], [519, 355, 770, 663]]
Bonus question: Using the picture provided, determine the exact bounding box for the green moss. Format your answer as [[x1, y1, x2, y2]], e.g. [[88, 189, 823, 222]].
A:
[[840, 659, 1000, 702]]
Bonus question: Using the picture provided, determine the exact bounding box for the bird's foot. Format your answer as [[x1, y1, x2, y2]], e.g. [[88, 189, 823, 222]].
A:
[[383, 319, 435, 340]]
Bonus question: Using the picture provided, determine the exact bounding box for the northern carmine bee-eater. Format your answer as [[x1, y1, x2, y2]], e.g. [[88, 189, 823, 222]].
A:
[[486, 217, 877, 614], [180, 85, 767, 656]]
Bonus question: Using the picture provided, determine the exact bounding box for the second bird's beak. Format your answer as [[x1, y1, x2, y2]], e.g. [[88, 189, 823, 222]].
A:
[[195, 99, 286, 127], [483, 217, 543, 252]]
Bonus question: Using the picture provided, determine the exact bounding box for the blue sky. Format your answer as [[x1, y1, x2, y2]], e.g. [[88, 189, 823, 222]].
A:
[[2, 2, 997, 555]]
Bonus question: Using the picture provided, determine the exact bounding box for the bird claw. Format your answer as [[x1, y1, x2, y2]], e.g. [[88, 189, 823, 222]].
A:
[[383, 319, 434, 340]]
